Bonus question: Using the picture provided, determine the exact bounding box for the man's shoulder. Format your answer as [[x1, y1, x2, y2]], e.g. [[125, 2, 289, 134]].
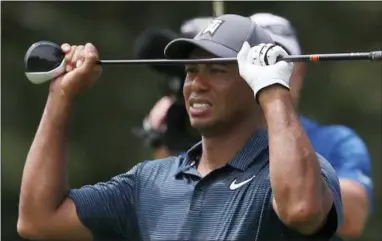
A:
[[140, 155, 182, 170], [133, 155, 184, 181]]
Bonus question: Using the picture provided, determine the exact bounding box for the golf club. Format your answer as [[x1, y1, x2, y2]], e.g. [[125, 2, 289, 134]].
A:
[[24, 41, 382, 85]]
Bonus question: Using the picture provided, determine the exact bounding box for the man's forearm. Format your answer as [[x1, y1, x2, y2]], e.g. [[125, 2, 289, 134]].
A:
[[19, 93, 73, 223], [259, 86, 332, 233]]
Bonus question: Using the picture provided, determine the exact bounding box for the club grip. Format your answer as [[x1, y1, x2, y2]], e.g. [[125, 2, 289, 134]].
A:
[[24, 41, 66, 84]]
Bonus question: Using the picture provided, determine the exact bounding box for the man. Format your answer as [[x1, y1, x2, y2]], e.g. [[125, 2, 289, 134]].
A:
[[17, 14, 343, 241], [132, 17, 212, 158], [250, 13, 373, 239], [137, 12, 373, 239]]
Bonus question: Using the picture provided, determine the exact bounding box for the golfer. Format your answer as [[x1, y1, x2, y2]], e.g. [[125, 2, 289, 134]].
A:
[[250, 13, 373, 240], [18, 14, 343, 241], [136, 12, 373, 240], [134, 12, 372, 241]]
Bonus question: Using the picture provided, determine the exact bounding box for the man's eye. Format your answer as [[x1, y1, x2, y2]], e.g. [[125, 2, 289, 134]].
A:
[[185, 67, 196, 74], [210, 68, 226, 73]]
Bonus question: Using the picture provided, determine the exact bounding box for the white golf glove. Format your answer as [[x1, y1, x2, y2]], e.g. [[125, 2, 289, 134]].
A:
[[237, 42, 293, 101]]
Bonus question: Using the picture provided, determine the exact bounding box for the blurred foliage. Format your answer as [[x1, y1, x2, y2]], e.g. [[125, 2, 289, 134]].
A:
[[1, 1, 381, 241]]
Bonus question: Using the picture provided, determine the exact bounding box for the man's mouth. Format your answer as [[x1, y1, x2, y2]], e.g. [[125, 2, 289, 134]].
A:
[[191, 103, 211, 110], [189, 99, 212, 117]]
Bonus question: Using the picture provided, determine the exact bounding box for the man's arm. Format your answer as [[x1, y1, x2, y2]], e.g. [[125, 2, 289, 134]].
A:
[[237, 42, 342, 236], [326, 127, 373, 237], [67, 164, 143, 241], [17, 91, 93, 241], [17, 43, 137, 241], [18, 95, 140, 241], [259, 86, 342, 235]]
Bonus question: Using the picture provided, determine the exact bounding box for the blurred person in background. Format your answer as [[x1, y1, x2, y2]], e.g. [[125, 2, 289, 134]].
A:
[[250, 12, 373, 240], [132, 17, 213, 158]]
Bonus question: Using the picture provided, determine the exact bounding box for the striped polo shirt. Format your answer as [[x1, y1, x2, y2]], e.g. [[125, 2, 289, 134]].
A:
[[68, 129, 343, 241]]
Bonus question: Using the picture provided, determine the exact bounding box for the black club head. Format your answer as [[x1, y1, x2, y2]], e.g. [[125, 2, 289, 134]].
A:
[[24, 41, 65, 73], [24, 41, 66, 84]]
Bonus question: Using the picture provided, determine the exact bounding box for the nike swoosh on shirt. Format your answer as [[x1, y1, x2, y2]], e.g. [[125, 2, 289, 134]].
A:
[[229, 175, 256, 190]]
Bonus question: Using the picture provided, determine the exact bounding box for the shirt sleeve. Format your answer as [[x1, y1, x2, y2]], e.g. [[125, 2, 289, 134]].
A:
[[266, 153, 343, 241], [327, 126, 374, 210], [67, 162, 144, 241], [315, 152, 343, 238]]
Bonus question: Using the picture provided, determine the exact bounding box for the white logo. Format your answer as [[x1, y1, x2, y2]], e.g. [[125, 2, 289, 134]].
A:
[[202, 19, 224, 35], [229, 175, 256, 190]]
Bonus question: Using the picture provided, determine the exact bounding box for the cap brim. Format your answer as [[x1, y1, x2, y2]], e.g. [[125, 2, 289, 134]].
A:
[[164, 38, 237, 59]]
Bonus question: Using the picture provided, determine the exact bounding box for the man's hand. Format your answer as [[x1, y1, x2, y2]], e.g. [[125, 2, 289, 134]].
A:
[[237, 42, 293, 101], [50, 43, 102, 101]]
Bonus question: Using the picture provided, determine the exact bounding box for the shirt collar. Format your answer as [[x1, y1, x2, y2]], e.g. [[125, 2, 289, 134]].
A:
[[174, 141, 201, 176], [174, 128, 268, 176]]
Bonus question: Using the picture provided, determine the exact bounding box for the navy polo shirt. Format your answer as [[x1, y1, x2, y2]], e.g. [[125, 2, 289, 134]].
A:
[[68, 129, 343, 241]]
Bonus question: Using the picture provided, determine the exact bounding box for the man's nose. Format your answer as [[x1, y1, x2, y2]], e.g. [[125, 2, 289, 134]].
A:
[[190, 73, 209, 92]]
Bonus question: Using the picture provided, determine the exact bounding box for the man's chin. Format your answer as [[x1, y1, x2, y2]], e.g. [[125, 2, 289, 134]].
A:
[[190, 118, 213, 130], [190, 118, 221, 137]]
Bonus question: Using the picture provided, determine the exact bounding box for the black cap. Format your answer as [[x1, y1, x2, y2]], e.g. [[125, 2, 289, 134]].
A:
[[164, 14, 275, 59]]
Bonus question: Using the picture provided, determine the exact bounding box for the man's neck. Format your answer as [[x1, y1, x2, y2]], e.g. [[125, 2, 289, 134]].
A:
[[198, 114, 265, 174]]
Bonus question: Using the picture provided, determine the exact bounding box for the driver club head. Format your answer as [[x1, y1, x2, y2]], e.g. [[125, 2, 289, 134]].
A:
[[24, 41, 66, 84]]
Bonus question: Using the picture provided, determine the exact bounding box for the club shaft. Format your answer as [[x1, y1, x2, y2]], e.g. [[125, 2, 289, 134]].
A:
[[97, 51, 382, 65]]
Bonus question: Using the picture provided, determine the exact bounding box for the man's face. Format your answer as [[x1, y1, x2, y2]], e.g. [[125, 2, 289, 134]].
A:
[[183, 48, 256, 136]]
